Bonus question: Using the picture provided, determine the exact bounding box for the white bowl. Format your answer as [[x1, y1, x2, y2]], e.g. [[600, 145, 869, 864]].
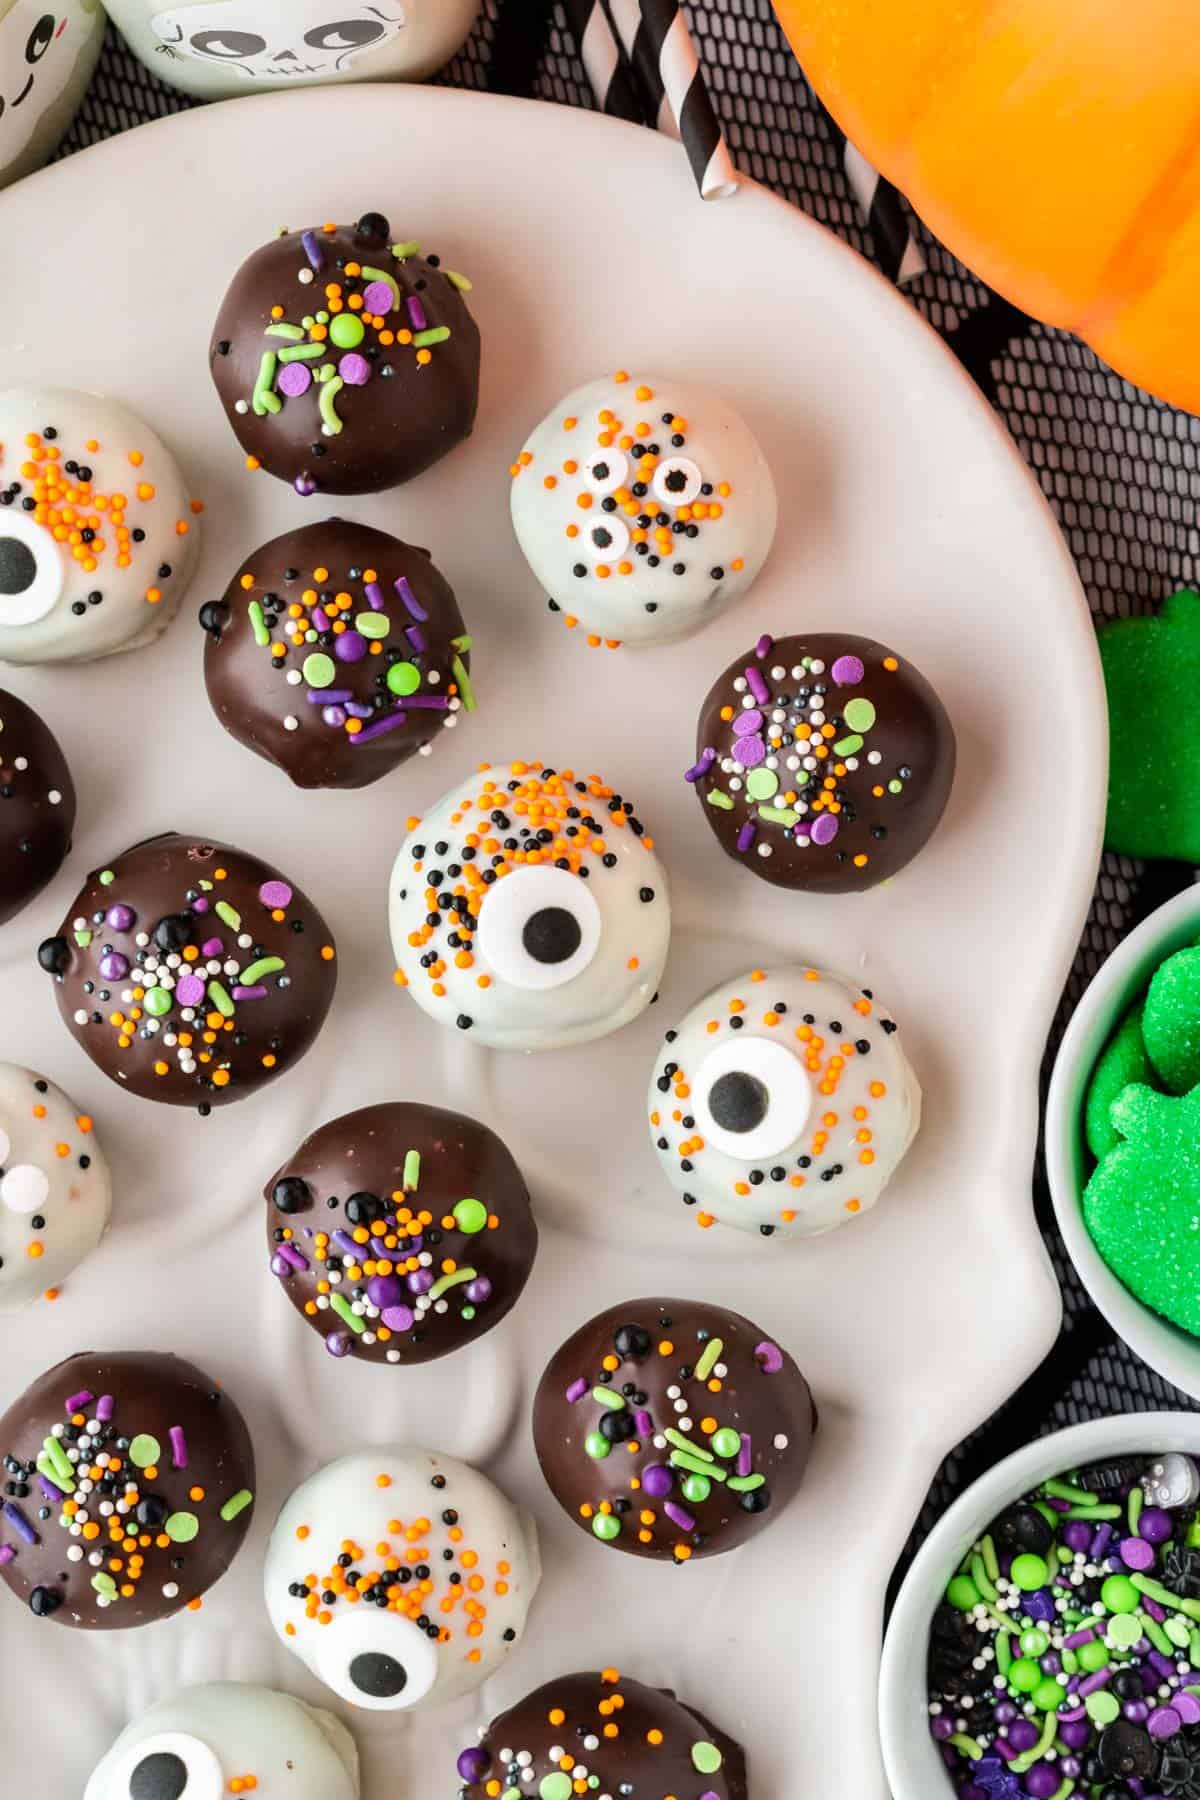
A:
[[879, 1412, 1200, 1798], [1045, 881, 1200, 1400]]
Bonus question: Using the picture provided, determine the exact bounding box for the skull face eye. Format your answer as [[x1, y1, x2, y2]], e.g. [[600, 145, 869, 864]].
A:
[[189, 29, 267, 58], [0, 512, 64, 628], [304, 19, 387, 51]]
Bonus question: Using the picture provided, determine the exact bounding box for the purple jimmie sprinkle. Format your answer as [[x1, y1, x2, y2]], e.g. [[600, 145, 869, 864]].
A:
[[301, 230, 323, 271], [312, 606, 332, 633], [277, 1243, 308, 1273], [406, 295, 428, 331], [65, 1390, 93, 1414], [201, 937, 224, 958], [96, 1395, 113, 1422], [345, 701, 375, 719], [350, 710, 410, 744], [738, 1433, 753, 1477], [745, 665, 769, 703], [332, 1230, 360, 1258], [398, 694, 447, 710], [0, 1546, 13, 1565], [755, 634, 774, 660], [370, 1237, 392, 1260], [684, 747, 717, 783], [364, 581, 385, 611], [635, 1410, 654, 1438], [169, 1427, 188, 1469], [664, 1502, 696, 1532], [405, 625, 426, 651], [736, 821, 756, 854], [1079, 1670, 1113, 1697], [307, 687, 353, 704], [38, 1476, 63, 1501], [566, 1378, 588, 1403], [325, 1332, 353, 1359], [3, 1503, 37, 1545], [232, 985, 267, 1001], [395, 576, 428, 621]]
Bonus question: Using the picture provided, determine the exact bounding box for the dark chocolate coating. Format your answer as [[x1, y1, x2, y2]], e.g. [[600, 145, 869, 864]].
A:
[[0, 688, 75, 926], [533, 1296, 815, 1563], [265, 1101, 537, 1364], [209, 214, 480, 496], [456, 1670, 748, 1800], [39, 833, 337, 1110], [201, 519, 471, 790], [693, 631, 955, 893], [0, 1349, 254, 1629]]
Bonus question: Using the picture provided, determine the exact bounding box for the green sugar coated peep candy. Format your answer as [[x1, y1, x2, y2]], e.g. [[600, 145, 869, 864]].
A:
[[1143, 944, 1200, 1094], [1085, 1002, 1153, 1159], [1099, 587, 1200, 862], [1083, 1083, 1200, 1337]]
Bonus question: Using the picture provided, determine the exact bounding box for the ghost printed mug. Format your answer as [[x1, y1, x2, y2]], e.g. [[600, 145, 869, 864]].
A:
[[0, 0, 104, 188], [105, 0, 482, 97]]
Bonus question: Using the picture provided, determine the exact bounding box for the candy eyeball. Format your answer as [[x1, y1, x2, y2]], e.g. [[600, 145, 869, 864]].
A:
[[83, 1681, 360, 1800], [509, 372, 777, 648], [649, 965, 921, 1237], [389, 759, 670, 1050], [0, 1064, 111, 1311], [265, 1447, 540, 1712], [0, 387, 200, 665]]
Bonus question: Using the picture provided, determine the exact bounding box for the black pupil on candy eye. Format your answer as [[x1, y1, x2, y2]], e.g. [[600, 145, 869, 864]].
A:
[[522, 906, 582, 965], [708, 1071, 770, 1134], [129, 1751, 188, 1800], [592, 461, 610, 480], [306, 21, 386, 49], [591, 527, 614, 550], [350, 1651, 408, 1697], [191, 29, 266, 57], [665, 468, 688, 493], [0, 539, 36, 596]]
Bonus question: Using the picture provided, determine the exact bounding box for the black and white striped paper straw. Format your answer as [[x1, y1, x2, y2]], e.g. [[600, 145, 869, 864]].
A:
[[824, 114, 927, 286], [560, 0, 646, 123]]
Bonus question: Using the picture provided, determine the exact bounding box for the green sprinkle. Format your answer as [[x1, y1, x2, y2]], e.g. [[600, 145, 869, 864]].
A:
[[353, 614, 390, 641], [252, 352, 281, 415], [888, 778, 904, 794], [947, 1575, 980, 1611], [1084, 1690, 1119, 1725], [165, 1512, 199, 1543], [41, 1437, 74, 1487], [833, 734, 864, 756], [665, 1428, 711, 1461], [319, 375, 345, 435], [843, 697, 877, 732], [970, 1550, 998, 1604], [453, 1197, 487, 1234], [757, 805, 799, 826], [143, 987, 173, 1018], [1165, 1615, 1191, 1648], [592, 1387, 626, 1411], [981, 1533, 1000, 1583], [1107, 1613, 1143, 1649], [241, 955, 285, 985], [216, 901, 242, 931], [413, 326, 451, 348], [1188, 1627, 1200, 1664], [948, 1735, 983, 1761], [428, 1266, 476, 1301], [99, 870, 115, 886], [207, 981, 235, 1018], [705, 789, 734, 810], [403, 1149, 421, 1191], [330, 312, 365, 350], [540, 1776, 572, 1800], [710, 1427, 741, 1459], [727, 1473, 765, 1493], [445, 269, 473, 291], [681, 1474, 712, 1502], [1140, 1610, 1173, 1654], [277, 343, 324, 364], [130, 1434, 161, 1469], [745, 768, 778, 800], [74, 929, 92, 948], [692, 1743, 723, 1775], [220, 1488, 253, 1523], [695, 1336, 724, 1381], [329, 1293, 365, 1334], [671, 1450, 727, 1481], [361, 265, 400, 308], [247, 599, 270, 646], [317, 363, 335, 383], [91, 1572, 117, 1595], [1048, 1780, 1075, 1800], [1128, 1483, 1144, 1533], [1063, 1503, 1122, 1519], [451, 633, 473, 651], [391, 240, 421, 259], [265, 322, 305, 341], [1011, 1705, 1059, 1765], [388, 660, 421, 697], [584, 1432, 610, 1461], [451, 654, 476, 711], [303, 651, 336, 689], [591, 1513, 620, 1542], [995, 1630, 1012, 1674]]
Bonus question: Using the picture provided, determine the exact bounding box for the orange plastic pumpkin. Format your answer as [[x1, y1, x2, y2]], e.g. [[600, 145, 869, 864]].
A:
[[773, 0, 1200, 412]]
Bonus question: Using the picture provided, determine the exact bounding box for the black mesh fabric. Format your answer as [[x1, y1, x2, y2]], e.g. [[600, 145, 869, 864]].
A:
[[50, 0, 1200, 1593]]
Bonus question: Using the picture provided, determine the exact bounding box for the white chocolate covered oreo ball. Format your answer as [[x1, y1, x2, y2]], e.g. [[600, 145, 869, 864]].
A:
[[0, 387, 200, 665], [509, 371, 777, 648], [83, 1681, 359, 1800], [265, 1446, 540, 1712], [649, 965, 920, 1237], [389, 759, 670, 1050], [0, 1064, 110, 1310]]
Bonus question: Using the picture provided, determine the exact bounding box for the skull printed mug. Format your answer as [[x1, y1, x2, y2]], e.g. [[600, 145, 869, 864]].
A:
[[105, 0, 482, 98]]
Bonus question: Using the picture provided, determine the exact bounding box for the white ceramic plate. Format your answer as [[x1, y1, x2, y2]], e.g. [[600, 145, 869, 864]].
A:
[[0, 84, 1104, 1798]]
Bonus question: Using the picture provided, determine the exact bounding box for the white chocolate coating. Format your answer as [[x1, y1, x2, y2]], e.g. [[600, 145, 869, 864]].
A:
[[0, 386, 200, 665], [648, 966, 920, 1237], [84, 1682, 359, 1800], [510, 373, 777, 647], [0, 1062, 111, 1309], [389, 760, 670, 1051], [0, 1, 103, 191], [105, 0, 481, 99], [265, 1447, 540, 1712]]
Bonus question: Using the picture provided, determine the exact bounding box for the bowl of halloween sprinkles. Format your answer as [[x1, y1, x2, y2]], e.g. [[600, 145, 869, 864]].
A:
[[881, 1415, 1200, 1800]]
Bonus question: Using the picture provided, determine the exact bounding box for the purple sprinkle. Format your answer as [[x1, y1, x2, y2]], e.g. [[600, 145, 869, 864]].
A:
[[312, 605, 332, 633], [332, 1230, 360, 1258], [1064, 1628, 1097, 1649], [635, 1410, 654, 1438], [458, 1748, 491, 1783], [736, 820, 756, 854], [745, 664, 769, 703], [1143, 1596, 1167, 1622], [406, 294, 428, 331], [3, 1503, 37, 1545], [382, 1304, 415, 1332], [1148, 1706, 1183, 1740], [831, 653, 866, 687], [350, 710, 411, 745], [201, 937, 224, 958], [1091, 1523, 1115, 1558], [0, 1546, 13, 1565], [38, 1476, 63, 1501], [811, 813, 839, 847], [364, 581, 385, 611], [301, 230, 323, 269], [369, 1237, 392, 1260], [684, 747, 717, 783], [169, 1427, 187, 1469], [368, 1274, 404, 1309], [734, 734, 766, 769], [175, 975, 206, 1007], [99, 952, 129, 981], [754, 1340, 784, 1373], [308, 686, 352, 704], [406, 1267, 433, 1295], [325, 1332, 353, 1359], [105, 904, 135, 932], [642, 1464, 674, 1498], [405, 624, 426, 651], [96, 1395, 113, 1422], [259, 881, 293, 909], [394, 575, 427, 621], [231, 985, 268, 1002], [363, 280, 395, 316], [294, 474, 317, 498], [322, 706, 348, 728], [754, 634, 774, 660], [277, 362, 312, 399], [270, 1252, 294, 1279], [664, 1502, 696, 1531], [277, 1243, 308, 1273], [65, 1390, 93, 1414], [1079, 1670, 1113, 1697], [335, 630, 368, 663], [737, 1433, 753, 1477], [345, 701, 374, 719], [339, 352, 371, 387], [464, 1276, 492, 1304], [566, 1378, 588, 1403], [399, 694, 448, 710], [732, 708, 763, 736], [1149, 1650, 1176, 1680], [1120, 1536, 1155, 1571], [191, 895, 210, 914], [1175, 1693, 1200, 1725]]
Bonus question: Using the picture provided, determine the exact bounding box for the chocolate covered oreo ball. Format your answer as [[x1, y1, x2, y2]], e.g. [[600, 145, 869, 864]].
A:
[[509, 370, 777, 648], [266, 1101, 537, 1363], [690, 631, 955, 892], [0, 1064, 111, 1311], [533, 1297, 815, 1564], [201, 519, 473, 789], [38, 834, 337, 1110], [210, 214, 480, 497], [0, 1349, 255, 1628], [455, 1668, 747, 1799], [0, 687, 74, 924]]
